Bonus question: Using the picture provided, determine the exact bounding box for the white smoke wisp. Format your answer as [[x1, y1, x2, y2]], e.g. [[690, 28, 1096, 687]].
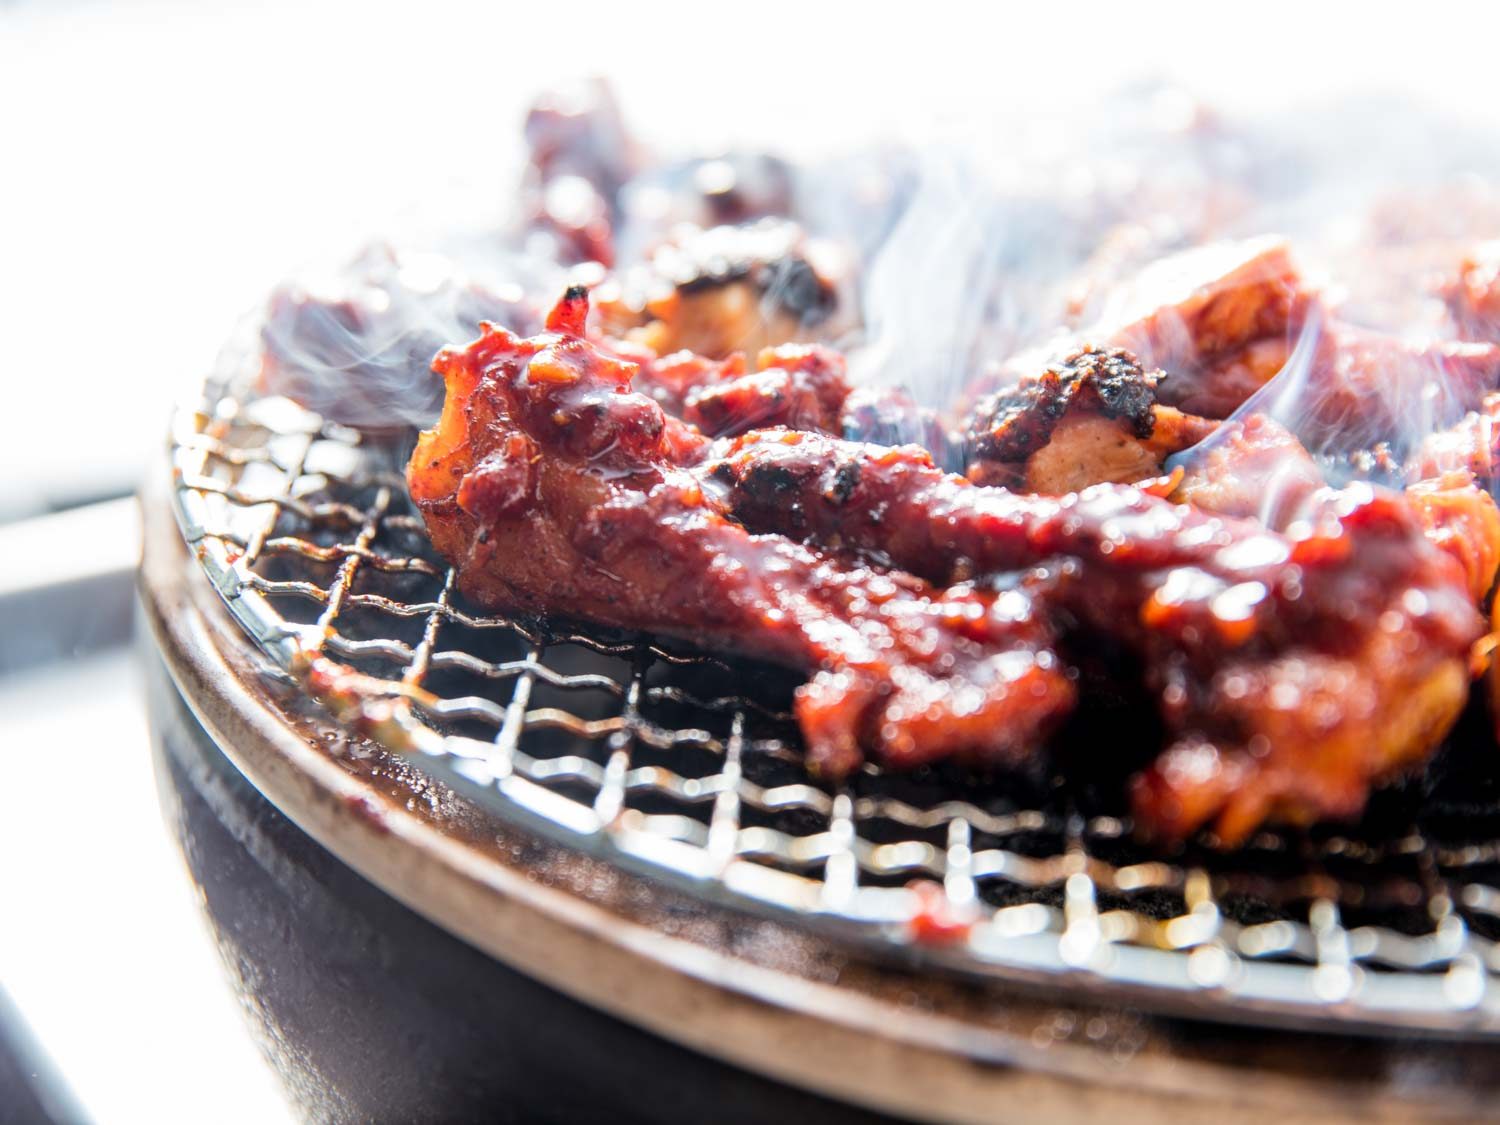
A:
[[849, 148, 1035, 406], [256, 241, 565, 430], [243, 81, 1500, 470], [843, 87, 1284, 413]]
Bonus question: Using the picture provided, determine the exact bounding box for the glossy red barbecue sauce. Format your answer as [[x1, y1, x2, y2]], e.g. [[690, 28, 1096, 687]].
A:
[[412, 289, 1486, 845]]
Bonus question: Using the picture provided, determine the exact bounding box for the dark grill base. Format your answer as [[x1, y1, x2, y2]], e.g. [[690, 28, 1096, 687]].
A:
[[148, 646, 897, 1125]]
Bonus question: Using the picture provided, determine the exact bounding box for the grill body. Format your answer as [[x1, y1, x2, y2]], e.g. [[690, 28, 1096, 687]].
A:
[[142, 417, 1500, 1122], [147, 641, 895, 1124], [164, 365, 1500, 1036]]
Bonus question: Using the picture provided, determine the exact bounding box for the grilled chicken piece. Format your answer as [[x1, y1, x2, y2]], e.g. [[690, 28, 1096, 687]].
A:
[[1174, 414, 1500, 774], [708, 428, 1482, 845], [1052, 239, 1500, 439], [409, 289, 1074, 778], [681, 344, 851, 438], [964, 347, 1219, 492], [521, 81, 639, 266], [594, 219, 844, 359], [1298, 324, 1500, 447], [1413, 393, 1500, 741], [624, 344, 851, 439], [1397, 396, 1500, 603], [259, 245, 539, 429], [634, 344, 956, 465], [1091, 238, 1312, 418], [1406, 473, 1500, 605], [1410, 392, 1500, 484], [979, 240, 1309, 428], [1173, 414, 1500, 605]]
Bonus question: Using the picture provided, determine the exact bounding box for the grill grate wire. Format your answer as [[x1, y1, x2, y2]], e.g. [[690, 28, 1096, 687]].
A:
[[167, 371, 1500, 1034]]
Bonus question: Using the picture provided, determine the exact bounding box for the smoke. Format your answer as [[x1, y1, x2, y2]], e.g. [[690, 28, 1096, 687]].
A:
[[848, 88, 1500, 442], [257, 241, 563, 429], [846, 86, 1285, 408], [848, 148, 1042, 400], [251, 80, 1500, 482]]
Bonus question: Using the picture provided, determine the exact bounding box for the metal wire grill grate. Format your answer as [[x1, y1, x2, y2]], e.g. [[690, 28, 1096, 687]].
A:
[[169, 369, 1500, 1034]]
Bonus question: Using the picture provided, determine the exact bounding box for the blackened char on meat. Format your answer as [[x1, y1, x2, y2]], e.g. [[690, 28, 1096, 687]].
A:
[[967, 346, 1161, 463]]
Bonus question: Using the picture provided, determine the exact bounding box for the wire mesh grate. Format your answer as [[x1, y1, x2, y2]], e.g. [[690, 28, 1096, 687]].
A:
[[168, 368, 1500, 1034]]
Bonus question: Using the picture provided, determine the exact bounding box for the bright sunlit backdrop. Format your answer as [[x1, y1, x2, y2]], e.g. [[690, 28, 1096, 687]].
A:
[[6, 0, 1500, 518]]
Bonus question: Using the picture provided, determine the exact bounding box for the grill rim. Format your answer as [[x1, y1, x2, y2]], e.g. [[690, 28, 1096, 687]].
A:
[[163, 366, 1500, 1041]]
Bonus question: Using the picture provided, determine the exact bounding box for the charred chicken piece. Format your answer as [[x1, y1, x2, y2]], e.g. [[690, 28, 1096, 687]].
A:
[[985, 239, 1309, 426], [708, 429, 1482, 845], [259, 244, 539, 430], [964, 347, 1219, 492], [408, 289, 1075, 779], [594, 219, 844, 359]]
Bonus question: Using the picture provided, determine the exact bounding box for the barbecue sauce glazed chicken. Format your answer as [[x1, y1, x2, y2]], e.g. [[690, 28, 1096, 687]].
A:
[[409, 288, 1075, 781], [317, 87, 1500, 849], [410, 289, 1486, 846], [709, 428, 1483, 844]]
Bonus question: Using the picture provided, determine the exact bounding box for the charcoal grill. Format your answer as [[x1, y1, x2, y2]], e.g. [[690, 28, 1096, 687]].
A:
[[143, 347, 1500, 1121]]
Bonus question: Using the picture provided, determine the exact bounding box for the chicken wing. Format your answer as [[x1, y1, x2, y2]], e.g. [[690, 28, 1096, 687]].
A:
[[409, 288, 1074, 779]]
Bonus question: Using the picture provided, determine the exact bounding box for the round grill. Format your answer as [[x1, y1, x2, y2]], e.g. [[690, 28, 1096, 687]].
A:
[[168, 361, 1500, 1037]]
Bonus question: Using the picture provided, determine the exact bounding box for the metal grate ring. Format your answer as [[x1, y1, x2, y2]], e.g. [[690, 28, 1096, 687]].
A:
[[168, 363, 1500, 1036]]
